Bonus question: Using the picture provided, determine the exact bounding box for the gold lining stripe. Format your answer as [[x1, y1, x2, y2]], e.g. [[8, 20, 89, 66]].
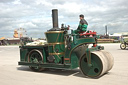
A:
[[49, 52, 64, 55], [48, 42, 65, 45], [45, 31, 64, 34]]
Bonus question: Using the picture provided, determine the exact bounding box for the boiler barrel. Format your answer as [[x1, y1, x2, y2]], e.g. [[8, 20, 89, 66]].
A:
[[45, 31, 65, 63]]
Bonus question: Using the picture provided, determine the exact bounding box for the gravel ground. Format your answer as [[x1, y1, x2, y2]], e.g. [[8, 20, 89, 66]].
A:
[[0, 43, 128, 85]]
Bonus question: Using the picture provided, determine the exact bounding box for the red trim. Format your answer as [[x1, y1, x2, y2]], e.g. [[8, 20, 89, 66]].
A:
[[64, 58, 70, 60], [79, 31, 97, 36], [93, 44, 97, 47]]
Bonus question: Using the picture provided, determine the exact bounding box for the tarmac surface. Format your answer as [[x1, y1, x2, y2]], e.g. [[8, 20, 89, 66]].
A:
[[0, 43, 128, 85]]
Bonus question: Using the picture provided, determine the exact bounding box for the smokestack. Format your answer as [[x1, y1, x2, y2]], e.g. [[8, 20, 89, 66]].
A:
[[49, 9, 60, 31], [105, 25, 108, 36], [52, 9, 58, 28]]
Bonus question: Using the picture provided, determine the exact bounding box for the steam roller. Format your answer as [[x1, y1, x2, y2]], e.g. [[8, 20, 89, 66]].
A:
[[18, 9, 114, 78]]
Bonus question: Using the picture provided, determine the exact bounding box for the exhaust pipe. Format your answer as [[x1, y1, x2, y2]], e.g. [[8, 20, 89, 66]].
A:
[[49, 9, 60, 31], [52, 9, 58, 28]]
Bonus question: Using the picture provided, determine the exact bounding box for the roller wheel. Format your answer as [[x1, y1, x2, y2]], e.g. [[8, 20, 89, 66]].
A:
[[79, 53, 103, 78], [79, 50, 114, 78], [28, 49, 45, 72], [120, 43, 126, 50]]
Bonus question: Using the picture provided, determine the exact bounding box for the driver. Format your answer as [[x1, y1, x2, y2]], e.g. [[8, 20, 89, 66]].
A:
[[74, 14, 88, 34]]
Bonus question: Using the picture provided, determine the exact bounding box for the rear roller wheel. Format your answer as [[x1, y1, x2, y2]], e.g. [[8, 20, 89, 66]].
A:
[[79, 50, 114, 78], [28, 49, 45, 72], [120, 43, 126, 50]]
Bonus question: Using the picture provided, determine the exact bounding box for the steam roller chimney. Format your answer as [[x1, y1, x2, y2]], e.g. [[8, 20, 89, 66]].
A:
[[49, 9, 60, 31]]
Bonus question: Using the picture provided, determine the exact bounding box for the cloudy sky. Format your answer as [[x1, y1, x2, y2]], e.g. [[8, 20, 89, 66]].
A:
[[0, 0, 128, 38]]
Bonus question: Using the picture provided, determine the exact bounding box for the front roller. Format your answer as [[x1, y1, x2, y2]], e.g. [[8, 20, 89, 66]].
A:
[[79, 50, 114, 78]]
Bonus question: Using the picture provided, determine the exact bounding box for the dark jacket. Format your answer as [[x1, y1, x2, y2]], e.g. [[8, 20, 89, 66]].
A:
[[80, 19, 88, 25]]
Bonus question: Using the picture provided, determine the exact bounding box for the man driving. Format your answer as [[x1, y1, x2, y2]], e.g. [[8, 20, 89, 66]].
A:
[[74, 14, 88, 34]]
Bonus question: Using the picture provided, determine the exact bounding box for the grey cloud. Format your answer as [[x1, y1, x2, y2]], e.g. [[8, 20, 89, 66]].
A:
[[0, 0, 128, 38], [0, 0, 14, 3]]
